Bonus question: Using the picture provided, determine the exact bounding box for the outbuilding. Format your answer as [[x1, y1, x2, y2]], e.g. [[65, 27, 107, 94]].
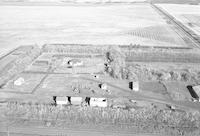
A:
[[90, 97, 107, 107], [69, 97, 83, 105], [192, 85, 200, 98], [100, 83, 107, 90], [55, 97, 68, 105], [129, 81, 139, 92]]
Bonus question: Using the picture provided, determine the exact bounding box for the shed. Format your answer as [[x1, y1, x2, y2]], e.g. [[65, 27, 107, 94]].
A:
[[56, 97, 68, 105], [90, 98, 107, 108], [192, 85, 200, 98], [100, 83, 107, 90], [129, 81, 139, 92], [69, 97, 83, 105]]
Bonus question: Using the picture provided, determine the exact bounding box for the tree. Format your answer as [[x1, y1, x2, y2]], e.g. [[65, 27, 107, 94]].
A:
[[105, 46, 126, 79]]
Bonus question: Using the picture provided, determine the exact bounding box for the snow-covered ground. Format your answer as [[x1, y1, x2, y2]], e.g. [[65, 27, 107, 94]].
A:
[[157, 4, 200, 36], [0, 3, 187, 55]]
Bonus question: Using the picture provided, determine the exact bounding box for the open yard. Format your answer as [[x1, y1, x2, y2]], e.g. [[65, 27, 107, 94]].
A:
[[3, 73, 46, 93], [35, 74, 131, 98], [0, 3, 190, 56]]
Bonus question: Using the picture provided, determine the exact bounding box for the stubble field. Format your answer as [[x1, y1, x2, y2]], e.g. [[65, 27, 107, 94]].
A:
[[0, 3, 189, 55], [156, 4, 200, 36]]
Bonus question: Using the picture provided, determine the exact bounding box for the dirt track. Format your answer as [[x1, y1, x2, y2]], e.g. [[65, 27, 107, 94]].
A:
[[0, 124, 159, 136]]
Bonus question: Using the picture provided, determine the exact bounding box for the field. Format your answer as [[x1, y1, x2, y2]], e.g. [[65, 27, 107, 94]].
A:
[[125, 49, 200, 63], [151, 0, 200, 4], [0, 3, 191, 56], [157, 4, 200, 36]]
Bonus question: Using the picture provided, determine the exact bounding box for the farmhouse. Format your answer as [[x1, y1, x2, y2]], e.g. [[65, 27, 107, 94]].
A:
[[90, 98, 108, 108], [55, 97, 68, 105], [68, 59, 83, 66]]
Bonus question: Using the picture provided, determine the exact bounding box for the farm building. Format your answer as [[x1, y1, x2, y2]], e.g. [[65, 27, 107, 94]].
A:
[[100, 83, 107, 90], [129, 81, 139, 92], [68, 97, 83, 105], [55, 97, 68, 105], [68, 59, 83, 66], [90, 98, 108, 107], [192, 85, 200, 98]]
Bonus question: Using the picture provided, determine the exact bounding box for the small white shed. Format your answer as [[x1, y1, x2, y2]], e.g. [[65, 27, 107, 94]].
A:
[[90, 98, 107, 108], [70, 97, 83, 105], [192, 85, 200, 98], [100, 83, 107, 90], [129, 81, 139, 92], [56, 97, 68, 105]]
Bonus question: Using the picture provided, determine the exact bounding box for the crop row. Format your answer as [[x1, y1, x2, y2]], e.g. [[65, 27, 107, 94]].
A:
[[125, 51, 200, 63]]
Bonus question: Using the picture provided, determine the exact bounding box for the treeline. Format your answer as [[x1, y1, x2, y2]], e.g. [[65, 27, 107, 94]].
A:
[[43, 44, 107, 54], [125, 49, 200, 63], [4, 101, 200, 136]]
